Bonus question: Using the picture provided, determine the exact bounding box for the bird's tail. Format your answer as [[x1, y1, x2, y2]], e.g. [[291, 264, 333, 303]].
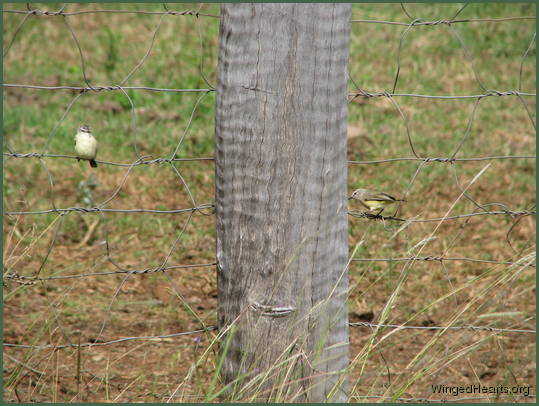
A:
[[89, 159, 98, 168]]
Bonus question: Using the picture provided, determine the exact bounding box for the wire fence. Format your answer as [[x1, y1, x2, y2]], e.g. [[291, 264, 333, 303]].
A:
[[2, 2, 536, 403], [4, 321, 535, 351]]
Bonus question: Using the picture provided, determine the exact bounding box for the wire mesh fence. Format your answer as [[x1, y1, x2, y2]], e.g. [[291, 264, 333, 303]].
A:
[[2, 2, 536, 403]]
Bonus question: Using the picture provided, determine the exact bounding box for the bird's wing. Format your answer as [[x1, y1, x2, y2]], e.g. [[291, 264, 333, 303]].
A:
[[377, 192, 398, 201]]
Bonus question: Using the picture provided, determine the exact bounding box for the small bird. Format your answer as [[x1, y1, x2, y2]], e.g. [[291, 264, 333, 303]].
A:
[[75, 124, 98, 168], [348, 188, 405, 214]]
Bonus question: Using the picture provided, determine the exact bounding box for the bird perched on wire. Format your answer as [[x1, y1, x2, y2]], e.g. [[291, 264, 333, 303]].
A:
[[75, 124, 98, 168], [348, 188, 405, 215]]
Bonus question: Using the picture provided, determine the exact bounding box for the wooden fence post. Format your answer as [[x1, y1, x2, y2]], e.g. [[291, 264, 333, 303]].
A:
[[215, 3, 351, 401]]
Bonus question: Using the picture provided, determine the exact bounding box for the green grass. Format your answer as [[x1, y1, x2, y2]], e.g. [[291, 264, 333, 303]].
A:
[[3, 2, 536, 403]]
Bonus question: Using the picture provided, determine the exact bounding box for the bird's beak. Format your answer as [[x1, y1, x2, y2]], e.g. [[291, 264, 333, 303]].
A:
[[348, 196, 353, 200]]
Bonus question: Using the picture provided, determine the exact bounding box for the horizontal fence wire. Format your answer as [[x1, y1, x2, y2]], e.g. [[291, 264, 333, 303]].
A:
[[2, 7, 220, 18], [348, 210, 536, 222], [3, 83, 214, 93], [3, 321, 535, 350], [348, 322, 536, 334], [348, 155, 536, 164], [4, 207, 533, 219], [3, 152, 215, 164], [4, 6, 532, 22], [5, 83, 537, 99], [349, 89, 536, 99], [5, 152, 536, 165], [4, 262, 218, 284], [350, 16, 536, 25], [3, 327, 220, 350], [351, 256, 535, 267], [2, 3, 536, 403], [4, 254, 534, 285], [4, 204, 214, 216]]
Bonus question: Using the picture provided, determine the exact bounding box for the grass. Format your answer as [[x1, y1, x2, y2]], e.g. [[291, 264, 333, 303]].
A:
[[3, 2, 536, 403]]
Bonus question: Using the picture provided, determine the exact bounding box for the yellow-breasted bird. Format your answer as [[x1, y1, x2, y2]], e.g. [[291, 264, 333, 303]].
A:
[[348, 188, 405, 214]]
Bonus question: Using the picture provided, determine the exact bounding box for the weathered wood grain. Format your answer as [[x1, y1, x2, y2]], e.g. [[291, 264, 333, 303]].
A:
[[215, 3, 351, 401]]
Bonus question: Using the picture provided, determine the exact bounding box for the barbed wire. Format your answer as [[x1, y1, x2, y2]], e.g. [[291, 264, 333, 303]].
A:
[[2, 7, 220, 18], [348, 209, 536, 222], [351, 256, 535, 267], [4, 204, 214, 216], [349, 322, 536, 334], [2, 83, 213, 93], [351, 16, 536, 25], [3, 7, 533, 24], [348, 155, 536, 164], [3, 152, 214, 165], [5, 83, 536, 99], [3, 326, 219, 350], [4, 320, 534, 351], [5, 152, 536, 166], [4, 206, 533, 220], [349, 89, 535, 99], [5, 6, 533, 22], [6, 252, 533, 286], [3, 262, 217, 284]]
